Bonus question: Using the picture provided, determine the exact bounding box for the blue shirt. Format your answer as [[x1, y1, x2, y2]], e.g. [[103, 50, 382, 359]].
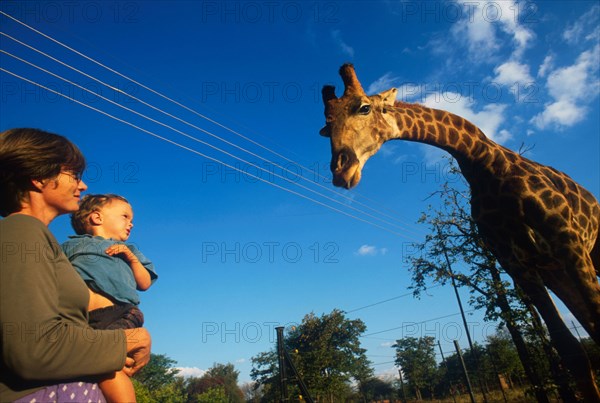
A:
[[62, 235, 157, 305]]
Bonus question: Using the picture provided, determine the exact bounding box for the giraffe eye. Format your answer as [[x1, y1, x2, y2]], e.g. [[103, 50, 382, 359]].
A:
[[358, 104, 371, 115]]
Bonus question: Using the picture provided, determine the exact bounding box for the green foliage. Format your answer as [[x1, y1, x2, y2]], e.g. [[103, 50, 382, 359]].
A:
[[485, 329, 526, 383], [136, 380, 187, 403], [582, 337, 600, 373], [130, 353, 246, 403], [406, 157, 570, 400], [132, 354, 187, 403], [132, 379, 153, 403], [393, 336, 438, 399], [250, 309, 372, 402], [195, 386, 227, 403], [358, 377, 397, 401], [133, 353, 180, 391], [186, 362, 244, 403]]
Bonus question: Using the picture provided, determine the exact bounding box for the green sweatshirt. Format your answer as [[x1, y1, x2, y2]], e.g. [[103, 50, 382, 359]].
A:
[[1, 214, 127, 402]]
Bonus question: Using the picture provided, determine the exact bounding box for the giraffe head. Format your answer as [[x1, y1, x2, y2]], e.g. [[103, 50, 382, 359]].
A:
[[320, 64, 397, 189]]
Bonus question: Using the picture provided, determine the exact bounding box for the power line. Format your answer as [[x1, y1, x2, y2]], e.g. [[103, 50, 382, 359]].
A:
[[362, 309, 477, 338], [0, 11, 428, 239], [345, 285, 444, 314], [1, 67, 414, 238], [1, 30, 423, 237], [3, 49, 422, 239]]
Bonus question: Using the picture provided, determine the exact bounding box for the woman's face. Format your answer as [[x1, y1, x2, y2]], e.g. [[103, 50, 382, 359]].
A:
[[41, 171, 87, 216]]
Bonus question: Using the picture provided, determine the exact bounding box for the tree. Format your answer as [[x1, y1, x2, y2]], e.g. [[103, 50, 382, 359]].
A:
[[195, 386, 227, 403], [406, 158, 573, 402], [251, 309, 372, 402], [133, 353, 180, 390], [132, 353, 187, 403], [133, 379, 187, 403], [358, 377, 397, 401], [239, 382, 264, 402], [186, 362, 244, 403], [484, 328, 526, 388], [581, 337, 600, 374], [393, 336, 438, 400]]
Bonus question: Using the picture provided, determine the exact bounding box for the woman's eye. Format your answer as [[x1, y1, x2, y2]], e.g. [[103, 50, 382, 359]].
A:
[[358, 104, 371, 115]]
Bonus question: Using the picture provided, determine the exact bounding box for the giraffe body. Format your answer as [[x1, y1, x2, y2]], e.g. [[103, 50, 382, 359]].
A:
[[320, 64, 600, 401]]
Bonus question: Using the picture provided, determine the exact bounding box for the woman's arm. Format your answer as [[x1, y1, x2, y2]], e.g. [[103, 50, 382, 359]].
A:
[[1, 219, 128, 380], [122, 328, 152, 376]]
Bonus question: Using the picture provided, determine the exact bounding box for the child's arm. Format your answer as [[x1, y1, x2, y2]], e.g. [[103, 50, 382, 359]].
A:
[[105, 244, 152, 291]]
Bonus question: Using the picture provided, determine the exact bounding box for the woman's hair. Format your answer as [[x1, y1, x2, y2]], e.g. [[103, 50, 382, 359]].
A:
[[71, 194, 130, 235], [0, 128, 86, 216]]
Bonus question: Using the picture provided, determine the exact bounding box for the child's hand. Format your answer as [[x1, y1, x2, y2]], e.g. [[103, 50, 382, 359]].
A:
[[106, 244, 152, 290], [105, 244, 139, 265]]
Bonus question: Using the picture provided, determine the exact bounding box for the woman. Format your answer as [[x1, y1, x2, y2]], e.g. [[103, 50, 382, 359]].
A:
[[0, 128, 151, 402]]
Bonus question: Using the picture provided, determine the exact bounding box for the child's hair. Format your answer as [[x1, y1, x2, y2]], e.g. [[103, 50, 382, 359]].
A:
[[71, 194, 130, 235]]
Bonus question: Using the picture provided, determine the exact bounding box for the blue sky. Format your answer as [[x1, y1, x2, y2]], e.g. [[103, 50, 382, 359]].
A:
[[1, 0, 599, 385]]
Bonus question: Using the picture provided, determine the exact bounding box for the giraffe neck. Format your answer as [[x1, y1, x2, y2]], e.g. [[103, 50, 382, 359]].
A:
[[384, 102, 507, 175]]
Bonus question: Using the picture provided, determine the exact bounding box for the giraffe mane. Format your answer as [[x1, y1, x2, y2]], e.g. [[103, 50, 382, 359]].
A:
[[393, 100, 424, 109]]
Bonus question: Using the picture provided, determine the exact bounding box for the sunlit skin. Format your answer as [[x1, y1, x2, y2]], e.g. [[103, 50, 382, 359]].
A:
[[18, 170, 88, 225], [82, 198, 154, 402], [11, 168, 150, 376], [86, 199, 152, 311]]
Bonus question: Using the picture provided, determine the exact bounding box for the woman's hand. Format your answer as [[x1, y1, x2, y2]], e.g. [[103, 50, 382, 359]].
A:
[[122, 328, 151, 376]]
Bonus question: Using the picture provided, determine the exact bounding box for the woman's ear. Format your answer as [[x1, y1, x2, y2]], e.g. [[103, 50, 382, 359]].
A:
[[30, 178, 46, 191]]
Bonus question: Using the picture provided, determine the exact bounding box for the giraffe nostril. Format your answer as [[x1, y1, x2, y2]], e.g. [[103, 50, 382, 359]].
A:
[[333, 149, 356, 172], [339, 153, 348, 168]]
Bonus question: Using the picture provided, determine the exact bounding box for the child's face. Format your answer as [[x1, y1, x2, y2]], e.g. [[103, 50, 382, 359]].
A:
[[97, 199, 134, 241]]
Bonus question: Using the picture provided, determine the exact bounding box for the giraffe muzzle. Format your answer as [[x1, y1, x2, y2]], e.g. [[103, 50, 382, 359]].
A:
[[331, 148, 361, 189]]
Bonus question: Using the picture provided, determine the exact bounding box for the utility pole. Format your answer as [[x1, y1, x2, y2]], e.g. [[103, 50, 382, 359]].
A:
[[439, 228, 488, 403], [275, 326, 315, 403], [438, 340, 457, 403], [398, 368, 407, 403], [454, 340, 476, 403], [276, 326, 288, 402]]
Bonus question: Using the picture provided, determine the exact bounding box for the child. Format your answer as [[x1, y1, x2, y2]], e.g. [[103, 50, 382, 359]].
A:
[[62, 194, 158, 403]]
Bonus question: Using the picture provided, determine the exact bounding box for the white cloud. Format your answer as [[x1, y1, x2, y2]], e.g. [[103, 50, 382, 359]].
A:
[[367, 73, 399, 95], [355, 244, 388, 256], [375, 366, 401, 382], [451, 1, 499, 61], [493, 1, 535, 59], [422, 93, 510, 144], [493, 61, 533, 86], [451, 0, 534, 61], [537, 55, 554, 78], [496, 129, 512, 144], [531, 100, 587, 129], [418, 145, 448, 166], [379, 142, 411, 165], [563, 5, 600, 44], [175, 367, 206, 378], [331, 30, 354, 58], [547, 46, 599, 101], [531, 44, 600, 129]]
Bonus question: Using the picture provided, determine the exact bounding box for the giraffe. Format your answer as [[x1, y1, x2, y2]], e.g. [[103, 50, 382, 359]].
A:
[[319, 64, 600, 401]]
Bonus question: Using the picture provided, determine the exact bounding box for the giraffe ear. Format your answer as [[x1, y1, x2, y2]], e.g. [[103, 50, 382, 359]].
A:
[[379, 88, 398, 106]]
